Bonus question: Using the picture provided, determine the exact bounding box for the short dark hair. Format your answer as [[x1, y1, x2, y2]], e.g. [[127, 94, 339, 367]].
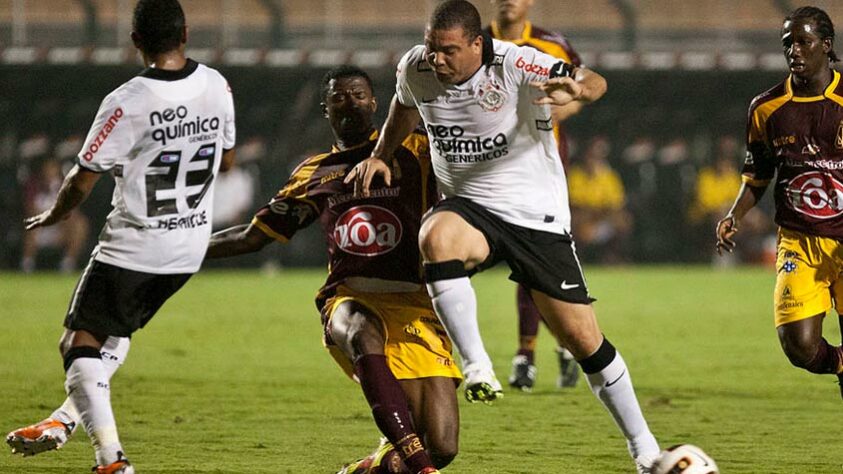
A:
[[133, 0, 186, 55], [429, 0, 483, 41], [320, 65, 374, 102], [785, 6, 839, 62]]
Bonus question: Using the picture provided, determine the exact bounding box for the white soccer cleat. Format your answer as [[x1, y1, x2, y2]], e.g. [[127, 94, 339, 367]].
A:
[[6, 418, 75, 457], [463, 363, 503, 404], [634, 452, 658, 474]]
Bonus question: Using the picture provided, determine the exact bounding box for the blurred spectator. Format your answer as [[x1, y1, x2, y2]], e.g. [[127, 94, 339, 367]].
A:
[[212, 135, 263, 230], [20, 156, 89, 272], [568, 136, 632, 263], [690, 135, 770, 265]]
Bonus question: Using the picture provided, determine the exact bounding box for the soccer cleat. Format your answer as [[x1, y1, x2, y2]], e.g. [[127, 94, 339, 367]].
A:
[[92, 451, 134, 474], [6, 418, 75, 457], [508, 355, 537, 392], [417, 468, 440, 474], [634, 452, 658, 474], [556, 347, 580, 388], [463, 364, 503, 404], [337, 437, 395, 474]]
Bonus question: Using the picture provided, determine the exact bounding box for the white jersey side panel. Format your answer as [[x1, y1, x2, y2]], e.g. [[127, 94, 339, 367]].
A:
[[396, 40, 570, 234], [78, 62, 236, 274]]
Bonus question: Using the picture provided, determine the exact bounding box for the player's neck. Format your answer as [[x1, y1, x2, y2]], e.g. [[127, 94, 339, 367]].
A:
[[143, 50, 188, 71], [791, 67, 834, 96], [334, 128, 375, 151], [495, 19, 528, 41]]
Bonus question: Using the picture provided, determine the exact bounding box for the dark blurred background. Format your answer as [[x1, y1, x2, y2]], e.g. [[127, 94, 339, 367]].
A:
[[5, 0, 836, 271]]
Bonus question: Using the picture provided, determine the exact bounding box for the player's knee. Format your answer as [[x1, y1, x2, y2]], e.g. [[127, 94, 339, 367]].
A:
[[780, 335, 819, 371], [419, 224, 455, 261], [427, 439, 458, 468]]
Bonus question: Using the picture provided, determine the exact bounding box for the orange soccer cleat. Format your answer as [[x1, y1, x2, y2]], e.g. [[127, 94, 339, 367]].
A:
[[6, 418, 75, 457]]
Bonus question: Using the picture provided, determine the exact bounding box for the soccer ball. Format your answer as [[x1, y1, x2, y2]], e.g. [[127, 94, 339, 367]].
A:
[[651, 444, 719, 474]]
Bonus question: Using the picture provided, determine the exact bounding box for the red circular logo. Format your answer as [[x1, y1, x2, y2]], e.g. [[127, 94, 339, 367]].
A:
[[787, 171, 843, 219], [333, 206, 403, 256]]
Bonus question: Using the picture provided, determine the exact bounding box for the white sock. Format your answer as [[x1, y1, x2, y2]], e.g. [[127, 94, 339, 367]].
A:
[[585, 351, 659, 458], [52, 337, 131, 429], [65, 356, 123, 466], [426, 277, 494, 373]]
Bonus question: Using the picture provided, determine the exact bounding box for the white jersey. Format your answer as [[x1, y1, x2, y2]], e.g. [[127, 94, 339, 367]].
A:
[[396, 38, 572, 234], [78, 60, 236, 274]]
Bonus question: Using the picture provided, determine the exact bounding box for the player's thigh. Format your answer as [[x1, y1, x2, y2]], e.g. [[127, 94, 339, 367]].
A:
[[399, 377, 459, 454], [774, 228, 839, 327], [419, 210, 490, 267], [529, 290, 603, 359], [327, 299, 387, 359]]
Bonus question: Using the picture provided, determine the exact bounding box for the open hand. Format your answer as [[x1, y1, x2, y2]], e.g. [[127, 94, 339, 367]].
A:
[[343, 156, 392, 197], [530, 77, 583, 107]]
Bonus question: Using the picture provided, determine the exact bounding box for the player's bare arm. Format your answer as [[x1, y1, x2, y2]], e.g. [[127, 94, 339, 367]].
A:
[[24, 165, 101, 231], [220, 148, 236, 172], [550, 101, 583, 122], [206, 223, 273, 258], [715, 182, 767, 255], [531, 67, 607, 107], [344, 95, 421, 196]]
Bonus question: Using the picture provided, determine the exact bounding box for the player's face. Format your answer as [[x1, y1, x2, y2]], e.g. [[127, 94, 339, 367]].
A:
[[424, 26, 484, 84], [492, 0, 534, 24], [323, 76, 377, 139], [781, 19, 830, 80]]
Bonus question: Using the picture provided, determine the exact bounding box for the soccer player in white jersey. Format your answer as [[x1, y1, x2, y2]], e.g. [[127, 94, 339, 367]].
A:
[[5, 1, 235, 472], [346, 1, 659, 472]]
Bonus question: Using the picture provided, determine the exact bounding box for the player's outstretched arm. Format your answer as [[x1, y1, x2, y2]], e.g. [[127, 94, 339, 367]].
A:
[[344, 95, 421, 196], [715, 182, 767, 255], [220, 148, 236, 173], [206, 223, 273, 259], [531, 67, 607, 107], [24, 164, 101, 231]]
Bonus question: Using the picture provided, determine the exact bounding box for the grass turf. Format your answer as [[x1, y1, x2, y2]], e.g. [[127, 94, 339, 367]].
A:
[[0, 266, 840, 473]]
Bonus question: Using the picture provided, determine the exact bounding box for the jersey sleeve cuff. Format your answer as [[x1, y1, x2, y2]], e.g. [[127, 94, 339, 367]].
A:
[[76, 156, 110, 173], [251, 217, 289, 243], [741, 175, 771, 187]]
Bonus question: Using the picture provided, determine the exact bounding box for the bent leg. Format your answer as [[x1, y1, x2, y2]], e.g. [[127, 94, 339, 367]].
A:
[[330, 301, 436, 474], [530, 290, 659, 463], [61, 328, 127, 467], [420, 211, 500, 401], [778, 314, 843, 375], [400, 377, 459, 469]]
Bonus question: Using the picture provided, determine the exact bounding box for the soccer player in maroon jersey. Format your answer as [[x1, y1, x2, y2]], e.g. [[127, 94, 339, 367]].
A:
[[206, 65, 459, 474], [487, 0, 582, 392], [716, 6, 843, 399]]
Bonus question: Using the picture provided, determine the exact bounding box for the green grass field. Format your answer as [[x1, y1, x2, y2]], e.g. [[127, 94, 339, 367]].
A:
[[1, 266, 840, 473]]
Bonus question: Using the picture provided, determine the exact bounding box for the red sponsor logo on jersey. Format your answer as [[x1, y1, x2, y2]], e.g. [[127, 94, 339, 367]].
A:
[[82, 107, 124, 161], [515, 56, 550, 76], [333, 205, 403, 256], [787, 171, 843, 219]]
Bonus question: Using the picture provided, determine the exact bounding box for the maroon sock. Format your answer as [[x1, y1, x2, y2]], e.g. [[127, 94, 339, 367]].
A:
[[354, 354, 433, 474], [517, 284, 542, 339]]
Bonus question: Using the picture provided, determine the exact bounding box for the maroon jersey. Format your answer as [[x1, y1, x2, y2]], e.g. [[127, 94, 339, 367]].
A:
[[252, 130, 436, 306], [486, 20, 581, 167], [743, 70, 843, 239]]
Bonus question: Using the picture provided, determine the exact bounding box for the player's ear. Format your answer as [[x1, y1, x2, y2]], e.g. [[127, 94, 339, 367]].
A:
[[181, 25, 189, 45], [823, 37, 832, 54], [320, 102, 329, 118], [130, 31, 142, 49], [370, 97, 378, 114]]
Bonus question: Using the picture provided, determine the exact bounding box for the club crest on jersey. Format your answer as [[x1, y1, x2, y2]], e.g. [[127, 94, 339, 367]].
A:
[[475, 80, 506, 112], [786, 171, 843, 219], [333, 205, 403, 257]]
